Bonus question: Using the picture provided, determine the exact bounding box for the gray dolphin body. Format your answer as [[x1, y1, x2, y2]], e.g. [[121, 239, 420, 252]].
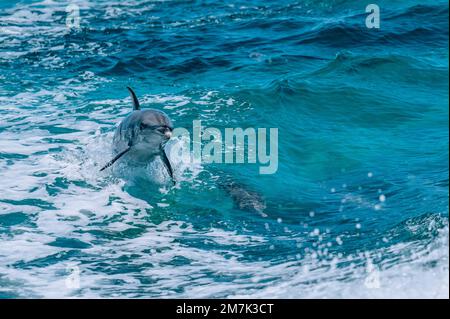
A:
[[100, 87, 175, 182], [219, 180, 267, 217]]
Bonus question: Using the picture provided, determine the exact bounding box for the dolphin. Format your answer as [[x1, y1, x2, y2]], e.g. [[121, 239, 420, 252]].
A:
[[219, 177, 267, 217], [100, 87, 175, 183]]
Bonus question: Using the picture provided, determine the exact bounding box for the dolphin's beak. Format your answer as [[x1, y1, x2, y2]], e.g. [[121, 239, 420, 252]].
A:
[[164, 129, 172, 139]]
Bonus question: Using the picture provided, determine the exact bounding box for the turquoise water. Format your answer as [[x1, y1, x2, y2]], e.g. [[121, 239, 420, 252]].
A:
[[0, 0, 448, 298]]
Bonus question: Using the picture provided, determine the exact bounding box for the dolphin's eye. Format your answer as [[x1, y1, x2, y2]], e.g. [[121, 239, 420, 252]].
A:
[[140, 123, 169, 134], [140, 123, 158, 131], [156, 127, 166, 134]]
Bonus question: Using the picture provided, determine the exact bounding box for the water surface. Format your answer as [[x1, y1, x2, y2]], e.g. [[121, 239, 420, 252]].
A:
[[0, 0, 448, 298]]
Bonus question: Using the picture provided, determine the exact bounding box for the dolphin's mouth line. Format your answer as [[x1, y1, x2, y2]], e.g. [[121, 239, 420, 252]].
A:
[[139, 132, 171, 143]]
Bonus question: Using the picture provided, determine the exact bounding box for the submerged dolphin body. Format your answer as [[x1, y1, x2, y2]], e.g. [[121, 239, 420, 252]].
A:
[[100, 87, 175, 182], [220, 182, 267, 217]]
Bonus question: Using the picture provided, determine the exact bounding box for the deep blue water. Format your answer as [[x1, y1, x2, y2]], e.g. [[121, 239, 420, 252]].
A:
[[0, 0, 448, 298]]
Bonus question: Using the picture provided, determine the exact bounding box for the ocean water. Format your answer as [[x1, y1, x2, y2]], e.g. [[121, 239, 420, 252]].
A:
[[0, 0, 448, 298]]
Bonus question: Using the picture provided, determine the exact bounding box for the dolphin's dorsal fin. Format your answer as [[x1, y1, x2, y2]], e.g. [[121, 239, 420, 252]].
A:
[[127, 87, 140, 110]]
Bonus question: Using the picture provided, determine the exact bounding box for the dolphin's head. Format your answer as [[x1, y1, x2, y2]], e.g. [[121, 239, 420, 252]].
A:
[[138, 109, 173, 149]]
